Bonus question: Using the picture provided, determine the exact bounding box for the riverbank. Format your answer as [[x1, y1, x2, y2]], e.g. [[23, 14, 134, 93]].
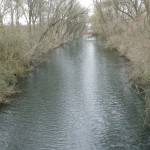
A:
[[104, 31, 150, 88], [102, 29, 150, 124], [0, 28, 72, 104], [90, 0, 150, 123]]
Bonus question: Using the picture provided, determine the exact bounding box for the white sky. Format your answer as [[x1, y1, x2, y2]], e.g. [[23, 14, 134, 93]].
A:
[[78, 0, 94, 15], [79, 0, 93, 8]]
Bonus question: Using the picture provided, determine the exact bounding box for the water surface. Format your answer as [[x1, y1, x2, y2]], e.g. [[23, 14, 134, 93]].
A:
[[0, 38, 150, 150]]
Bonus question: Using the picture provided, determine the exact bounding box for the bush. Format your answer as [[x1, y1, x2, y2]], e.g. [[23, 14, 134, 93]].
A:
[[0, 64, 16, 102], [0, 30, 31, 76]]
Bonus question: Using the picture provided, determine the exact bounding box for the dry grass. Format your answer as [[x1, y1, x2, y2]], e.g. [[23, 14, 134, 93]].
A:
[[0, 64, 16, 103], [102, 17, 150, 125], [0, 26, 72, 102], [106, 25, 150, 82]]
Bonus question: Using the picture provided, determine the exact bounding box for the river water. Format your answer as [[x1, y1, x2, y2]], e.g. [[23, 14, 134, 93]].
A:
[[0, 38, 150, 150]]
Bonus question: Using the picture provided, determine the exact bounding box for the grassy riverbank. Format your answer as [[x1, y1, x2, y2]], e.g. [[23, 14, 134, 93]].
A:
[[91, 0, 150, 125], [105, 26, 150, 123], [94, 25, 150, 124], [91, 16, 150, 89], [0, 27, 71, 103]]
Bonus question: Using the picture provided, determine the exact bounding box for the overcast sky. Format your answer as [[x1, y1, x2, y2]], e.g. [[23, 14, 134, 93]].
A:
[[78, 0, 94, 15], [79, 0, 93, 8]]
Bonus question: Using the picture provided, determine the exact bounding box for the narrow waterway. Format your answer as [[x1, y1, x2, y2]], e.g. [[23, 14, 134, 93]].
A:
[[0, 38, 150, 150]]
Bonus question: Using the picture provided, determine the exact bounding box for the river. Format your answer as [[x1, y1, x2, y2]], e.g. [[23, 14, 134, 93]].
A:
[[0, 38, 150, 150]]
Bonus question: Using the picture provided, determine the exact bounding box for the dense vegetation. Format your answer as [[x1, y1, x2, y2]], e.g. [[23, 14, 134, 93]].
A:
[[0, 0, 87, 103], [91, 0, 150, 125]]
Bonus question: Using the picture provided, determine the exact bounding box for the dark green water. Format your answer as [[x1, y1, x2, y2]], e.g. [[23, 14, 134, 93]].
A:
[[0, 38, 150, 150]]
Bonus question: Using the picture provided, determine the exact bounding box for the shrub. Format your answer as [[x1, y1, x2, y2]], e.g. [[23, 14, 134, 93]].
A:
[[0, 64, 16, 102], [0, 29, 31, 76]]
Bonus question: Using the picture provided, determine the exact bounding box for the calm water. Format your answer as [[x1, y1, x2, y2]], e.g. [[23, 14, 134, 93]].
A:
[[0, 38, 150, 150]]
